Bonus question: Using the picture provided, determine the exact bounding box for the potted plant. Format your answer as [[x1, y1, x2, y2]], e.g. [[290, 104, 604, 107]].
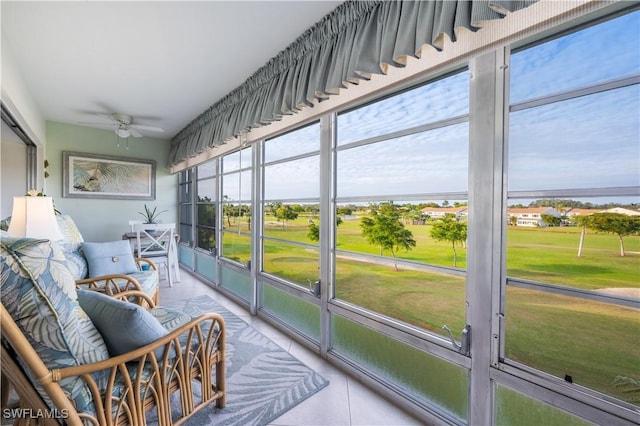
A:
[[138, 204, 167, 224]]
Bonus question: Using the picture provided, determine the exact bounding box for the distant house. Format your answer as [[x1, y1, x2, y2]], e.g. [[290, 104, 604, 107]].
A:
[[421, 206, 468, 221], [565, 208, 602, 218], [602, 207, 640, 216], [507, 207, 560, 227]]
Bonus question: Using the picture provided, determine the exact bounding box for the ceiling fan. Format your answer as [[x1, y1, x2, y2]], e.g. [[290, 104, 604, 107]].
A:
[[80, 113, 164, 138]]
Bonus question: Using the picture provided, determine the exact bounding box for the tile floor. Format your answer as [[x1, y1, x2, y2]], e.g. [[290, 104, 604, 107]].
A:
[[159, 271, 425, 426]]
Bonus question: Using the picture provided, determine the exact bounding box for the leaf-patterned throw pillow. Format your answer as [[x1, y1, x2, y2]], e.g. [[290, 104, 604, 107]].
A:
[[1, 235, 109, 415]]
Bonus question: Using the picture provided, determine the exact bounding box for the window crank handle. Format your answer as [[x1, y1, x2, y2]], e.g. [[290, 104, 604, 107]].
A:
[[442, 324, 471, 356], [442, 325, 462, 351]]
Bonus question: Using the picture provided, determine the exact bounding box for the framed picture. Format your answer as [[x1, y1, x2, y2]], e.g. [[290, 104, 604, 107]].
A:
[[63, 151, 156, 200]]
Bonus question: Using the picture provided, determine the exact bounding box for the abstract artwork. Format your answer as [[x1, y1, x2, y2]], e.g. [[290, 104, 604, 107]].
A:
[[63, 151, 156, 200]]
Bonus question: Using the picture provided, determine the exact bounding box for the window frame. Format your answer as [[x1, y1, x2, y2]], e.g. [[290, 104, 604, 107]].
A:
[[499, 8, 640, 411]]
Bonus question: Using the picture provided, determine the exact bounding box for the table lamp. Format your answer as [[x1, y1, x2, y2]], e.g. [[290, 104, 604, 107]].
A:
[[7, 196, 64, 240]]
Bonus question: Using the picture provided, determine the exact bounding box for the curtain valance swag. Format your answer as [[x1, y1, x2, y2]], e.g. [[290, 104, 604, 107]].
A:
[[169, 0, 537, 167]]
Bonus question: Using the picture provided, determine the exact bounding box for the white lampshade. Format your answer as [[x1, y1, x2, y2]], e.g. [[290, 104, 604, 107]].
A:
[[116, 127, 130, 138], [7, 196, 64, 241]]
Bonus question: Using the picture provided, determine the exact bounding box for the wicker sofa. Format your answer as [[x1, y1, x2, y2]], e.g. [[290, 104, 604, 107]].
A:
[[0, 233, 226, 425], [1, 214, 160, 305]]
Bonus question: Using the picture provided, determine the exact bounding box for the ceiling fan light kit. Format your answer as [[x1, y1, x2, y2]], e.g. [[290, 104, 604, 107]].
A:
[[78, 112, 165, 147], [115, 126, 131, 138]]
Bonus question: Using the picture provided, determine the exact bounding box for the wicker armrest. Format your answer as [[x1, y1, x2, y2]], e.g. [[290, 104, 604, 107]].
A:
[[76, 273, 144, 293], [54, 314, 225, 425], [135, 257, 158, 271]]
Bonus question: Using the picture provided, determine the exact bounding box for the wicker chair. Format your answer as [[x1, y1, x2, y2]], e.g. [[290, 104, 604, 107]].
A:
[[1, 234, 225, 425]]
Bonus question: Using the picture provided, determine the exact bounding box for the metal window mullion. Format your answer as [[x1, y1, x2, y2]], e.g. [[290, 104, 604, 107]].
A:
[[508, 186, 640, 199], [251, 141, 264, 315], [507, 278, 640, 309], [497, 49, 511, 377], [27, 145, 37, 191], [319, 113, 335, 357], [335, 192, 469, 204], [189, 169, 196, 263], [215, 158, 222, 285], [467, 49, 507, 426]]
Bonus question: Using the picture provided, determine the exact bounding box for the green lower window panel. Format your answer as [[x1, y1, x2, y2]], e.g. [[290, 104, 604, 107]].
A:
[[261, 284, 320, 340], [195, 251, 217, 282], [221, 266, 251, 302], [496, 385, 591, 426], [333, 315, 468, 420], [178, 246, 194, 269]]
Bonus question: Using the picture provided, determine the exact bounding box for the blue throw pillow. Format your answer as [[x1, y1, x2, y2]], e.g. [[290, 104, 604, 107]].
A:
[[76, 289, 169, 357], [81, 240, 138, 278]]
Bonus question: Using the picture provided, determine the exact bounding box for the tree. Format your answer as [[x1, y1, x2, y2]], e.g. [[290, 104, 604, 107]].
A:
[[572, 215, 592, 257], [430, 214, 468, 267], [360, 203, 416, 271], [274, 204, 298, 229], [541, 213, 561, 227], [584, 213, 640, 257], [307, 217, 343, 242]]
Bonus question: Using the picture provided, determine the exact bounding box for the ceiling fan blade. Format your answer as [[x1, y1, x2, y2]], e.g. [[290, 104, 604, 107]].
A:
[[78, 121, 114, 127], [130, 124, 164, 133], [128, 128, 144, 138], [94, 112, 117, 121]]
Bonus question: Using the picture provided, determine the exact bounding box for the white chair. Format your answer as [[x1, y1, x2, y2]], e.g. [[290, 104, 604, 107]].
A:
[[132, 223, 180, 286], [128, 220, 143, 232]]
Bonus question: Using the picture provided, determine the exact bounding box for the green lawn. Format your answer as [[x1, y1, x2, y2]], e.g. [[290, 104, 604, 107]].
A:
[[264, 215, 639, 291]]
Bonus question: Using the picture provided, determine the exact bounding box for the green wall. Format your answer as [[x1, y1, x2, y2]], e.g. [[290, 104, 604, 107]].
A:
[[45, 121, 177, 242]]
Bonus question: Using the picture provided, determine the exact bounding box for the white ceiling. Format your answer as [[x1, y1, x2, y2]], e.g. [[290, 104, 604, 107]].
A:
[[1, 1, 343, 139]]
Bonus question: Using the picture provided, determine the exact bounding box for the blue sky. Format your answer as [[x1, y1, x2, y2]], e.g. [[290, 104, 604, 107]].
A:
[[256, 11, 639, 206]]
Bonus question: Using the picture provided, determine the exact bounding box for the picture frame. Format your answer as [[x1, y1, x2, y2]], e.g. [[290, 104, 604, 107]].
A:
[[62, 151, 156, 200]]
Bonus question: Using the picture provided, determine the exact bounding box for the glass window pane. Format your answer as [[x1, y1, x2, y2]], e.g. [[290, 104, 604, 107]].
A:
[[179, 184, 190, 202], [222, 151, 240, 172], [263, 240, 319, 287], [264, 122, 320, 163], [510, 11, 640, 104], [222, 147, 252, 173], [509, 87, 640, 191], [197, 177, 216, 202], [196, 227, 216, 252], [263, 203, 318, 240], [337, 123, 468, 198], [264, 156, 319, 200], [197, 204, 216, 228], [179, 223, 192, 246], [222, 173, 239, 201], [197, 161, 216, 179], [336, 258, 466, 339], [505, 286, 640, 406], [337, 71, 469, 146], [222, 170, 251, 201], [506, 197, 640, 291], [222, 203, 251, 232], [336, 201, 468, 268], [221, 232, 251, 265], [506, 11, 640, 408]]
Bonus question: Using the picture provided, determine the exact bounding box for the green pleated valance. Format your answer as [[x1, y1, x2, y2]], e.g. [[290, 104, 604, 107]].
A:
[[169, 0, 537, 167]]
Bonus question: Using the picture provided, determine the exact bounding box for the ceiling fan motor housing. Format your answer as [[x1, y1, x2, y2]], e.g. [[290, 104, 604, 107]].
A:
[[113, 113, 133, 126]]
